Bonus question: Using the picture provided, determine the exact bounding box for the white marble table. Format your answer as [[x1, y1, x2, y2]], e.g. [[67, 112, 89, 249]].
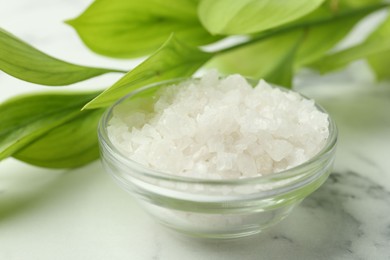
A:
[[1, 1, 390, 259]]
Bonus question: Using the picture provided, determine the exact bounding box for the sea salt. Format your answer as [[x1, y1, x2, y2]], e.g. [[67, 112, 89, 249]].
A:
[[108, 71, 329, 179]]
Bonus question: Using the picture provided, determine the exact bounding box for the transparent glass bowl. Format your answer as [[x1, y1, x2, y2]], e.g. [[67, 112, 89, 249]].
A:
[[98, 79, 337, 239]]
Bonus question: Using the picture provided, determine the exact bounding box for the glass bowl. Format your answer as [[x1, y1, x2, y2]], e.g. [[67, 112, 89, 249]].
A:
[[98, 78, 337, 239]]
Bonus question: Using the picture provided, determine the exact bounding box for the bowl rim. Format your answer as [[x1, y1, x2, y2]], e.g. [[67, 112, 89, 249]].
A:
[[98, 77, 338, 185]]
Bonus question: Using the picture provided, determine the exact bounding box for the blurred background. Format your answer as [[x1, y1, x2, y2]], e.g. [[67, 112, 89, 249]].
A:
[[1, 0, 390, 259]]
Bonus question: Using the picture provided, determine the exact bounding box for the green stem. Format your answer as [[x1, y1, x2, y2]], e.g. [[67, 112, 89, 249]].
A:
[[214, 3, 390, 55]]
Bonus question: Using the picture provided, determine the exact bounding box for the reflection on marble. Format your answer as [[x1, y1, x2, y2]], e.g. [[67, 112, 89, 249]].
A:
[[144, 168, 390, 260]]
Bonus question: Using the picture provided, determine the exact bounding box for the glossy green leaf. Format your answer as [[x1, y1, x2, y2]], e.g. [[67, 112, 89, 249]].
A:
[[310, 14, 390, 73], [294, 3, 367, 67], [285, 1, 385, 66], [14, 109, 104, 168], [0, 92, 99, 161], [367, 50, 390, 80], [198, 0, 325, 35], [342, 0, 383, 8], [206, 1, 388, 87], [84, 34, 213, 109], [366, 15, 390, 80], [208, 31, 302, 87], [207, 2, 376, 84], [295, 19, 360, 67], [67, 0, 220, 58], [0, 28, 122, 86], [265, 33, 303, 88]]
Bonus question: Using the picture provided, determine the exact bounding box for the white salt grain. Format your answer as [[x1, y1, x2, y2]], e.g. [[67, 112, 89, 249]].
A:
[[108, 71, 329, 179]]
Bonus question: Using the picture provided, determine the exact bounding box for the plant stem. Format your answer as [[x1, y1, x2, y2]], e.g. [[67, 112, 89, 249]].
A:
[[214, 3, 390, 56]]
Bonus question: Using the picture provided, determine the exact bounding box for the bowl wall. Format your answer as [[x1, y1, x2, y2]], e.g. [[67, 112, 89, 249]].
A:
[[98, 79, 337, 239]]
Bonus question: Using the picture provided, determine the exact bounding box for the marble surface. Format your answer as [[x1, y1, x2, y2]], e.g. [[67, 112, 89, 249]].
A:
[[1, 1, 390, 259]]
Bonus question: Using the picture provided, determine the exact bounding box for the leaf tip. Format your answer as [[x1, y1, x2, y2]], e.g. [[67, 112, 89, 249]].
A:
[[81, 102, 93, 110], [82, 96, 107, 110], [64, 18, 77, 27]]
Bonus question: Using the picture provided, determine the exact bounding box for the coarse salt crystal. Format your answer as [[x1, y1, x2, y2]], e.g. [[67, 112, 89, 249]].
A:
[[108, 71, 329, 179]]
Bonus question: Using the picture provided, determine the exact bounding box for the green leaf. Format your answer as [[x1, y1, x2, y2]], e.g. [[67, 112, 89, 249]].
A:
[[265, 33, 303, 88], [0, 28, 122, 86], [84, 34, 213, 109], [295, 18, 360, 66], [198, 0, 325, 35], [14, 109, 104, 168], [294, 3, 368, 67], [208, 31, 302, 86], [208, 2, 387, 85], [67, 0, 220, 58], [310, 14, 390, 73], [342, 0, 383, 8], [366, 15, 390, 80], [0, 92, 99, 161], [367, 50, 390, 80]]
